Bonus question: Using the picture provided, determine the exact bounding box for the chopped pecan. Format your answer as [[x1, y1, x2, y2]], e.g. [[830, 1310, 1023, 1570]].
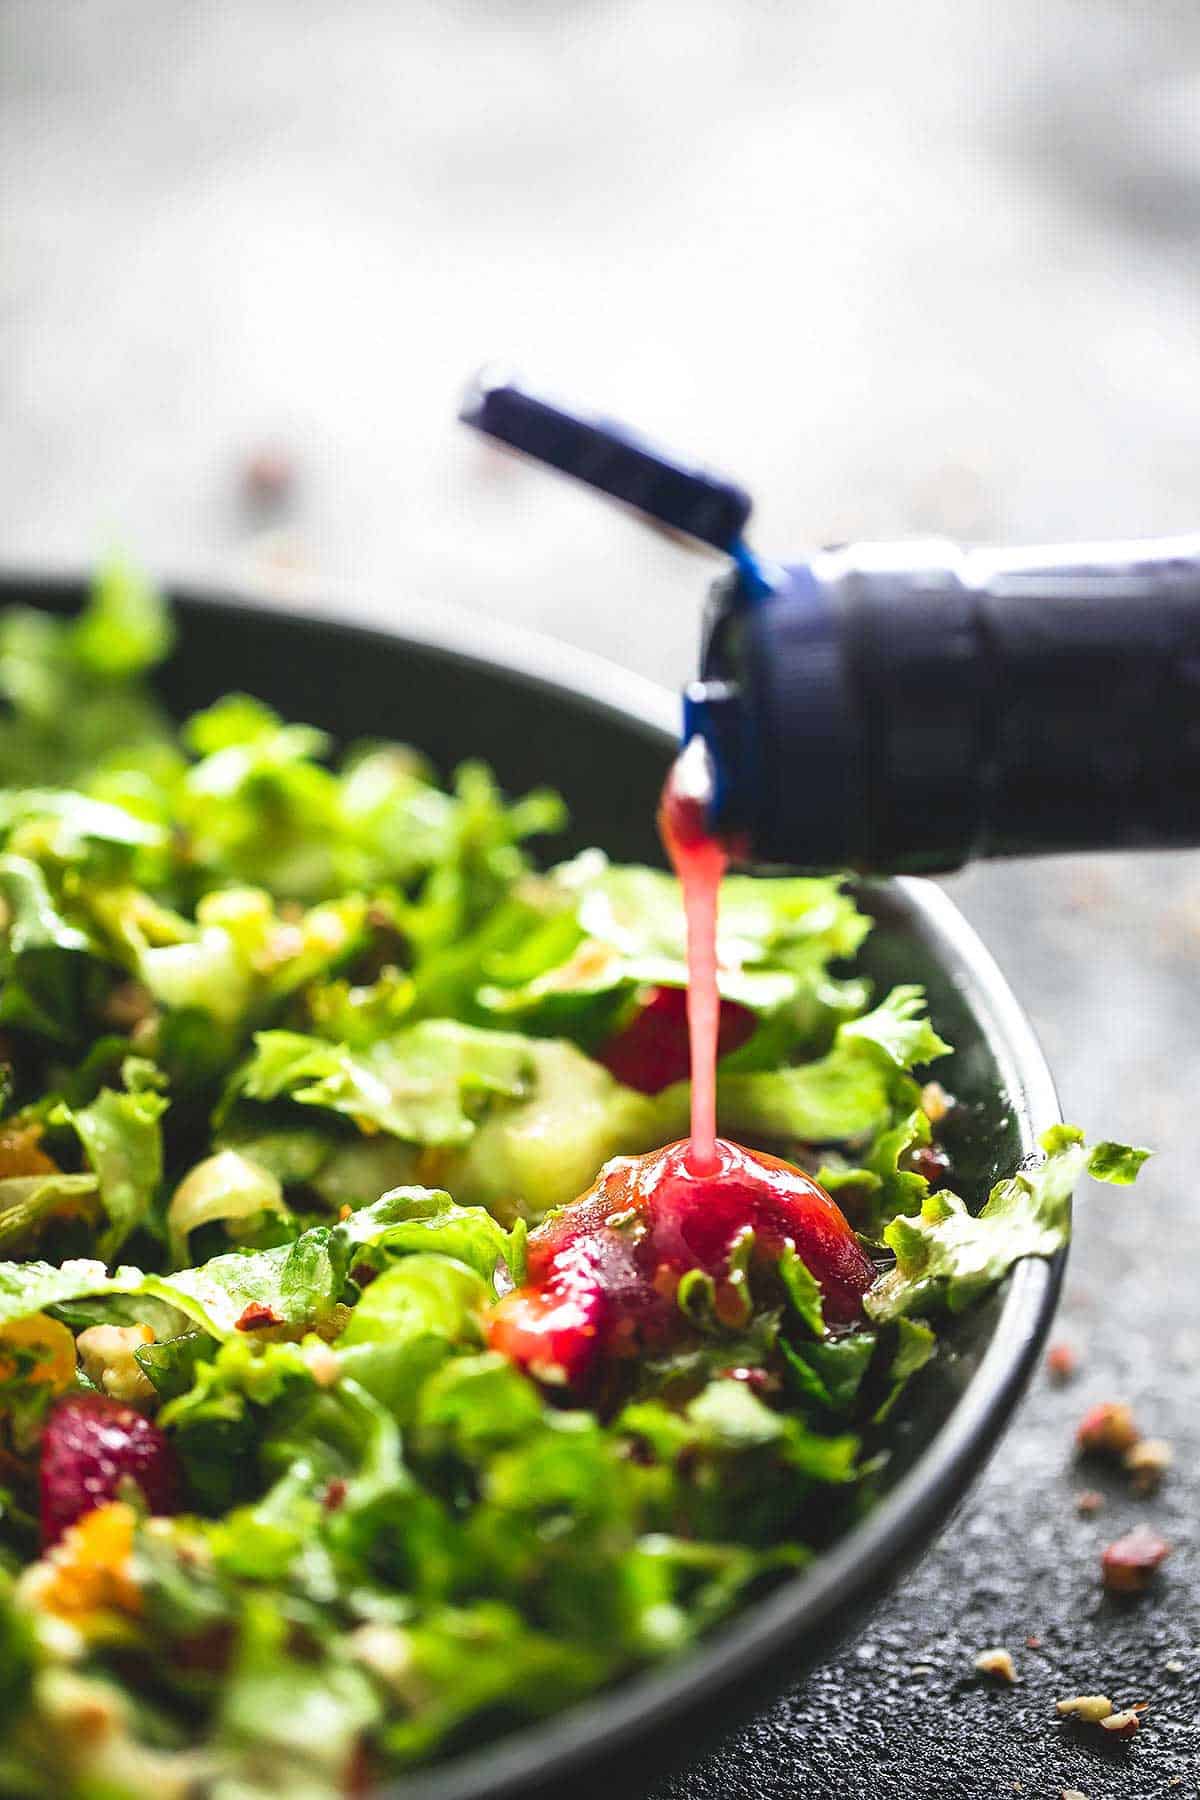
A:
[[1123, 1437, 1172, 1494], [1102, 1526, 1171, 1594], [1055, 1695, 1113, 1723], [1099, 1706, 1146, 1738], [1076, 1401, 1138, 1457], [974, 1647, 1019, 1683]]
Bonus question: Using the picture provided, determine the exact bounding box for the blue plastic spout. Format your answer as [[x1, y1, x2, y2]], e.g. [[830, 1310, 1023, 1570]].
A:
[[460, 368, 754, 554]]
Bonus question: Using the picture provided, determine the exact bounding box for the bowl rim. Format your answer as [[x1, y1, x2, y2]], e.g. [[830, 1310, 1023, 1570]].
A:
[[0, 570, 1065, 1800]]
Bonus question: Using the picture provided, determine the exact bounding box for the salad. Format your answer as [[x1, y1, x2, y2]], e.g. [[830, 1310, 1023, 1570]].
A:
[[0, 568, 1145, 1798]]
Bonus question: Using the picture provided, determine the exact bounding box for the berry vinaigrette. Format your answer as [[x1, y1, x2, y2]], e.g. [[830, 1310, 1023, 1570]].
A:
[[487, 740, 874, 1393], [656, 736, 729, 1174]]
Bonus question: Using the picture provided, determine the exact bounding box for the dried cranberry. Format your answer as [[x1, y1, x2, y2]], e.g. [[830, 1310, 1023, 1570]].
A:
[[905, 1144, 952, 1188], [235, 1301, 282, 1332], [40, 1394, 182, 1546]]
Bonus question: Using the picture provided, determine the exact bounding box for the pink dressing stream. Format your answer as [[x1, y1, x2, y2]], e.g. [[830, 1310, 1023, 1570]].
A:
[[657, 738, 728, 1174]]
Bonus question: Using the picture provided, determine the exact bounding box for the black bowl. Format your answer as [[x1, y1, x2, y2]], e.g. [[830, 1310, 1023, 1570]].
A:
[[2, 574, 1064, 1800]]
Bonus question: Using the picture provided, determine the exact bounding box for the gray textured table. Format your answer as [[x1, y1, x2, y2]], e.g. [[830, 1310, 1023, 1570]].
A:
[[3, 6, 1198, 1795]]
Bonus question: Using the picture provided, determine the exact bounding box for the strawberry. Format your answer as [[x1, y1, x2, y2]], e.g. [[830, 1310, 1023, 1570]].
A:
[[599, 986, 755, 1095]]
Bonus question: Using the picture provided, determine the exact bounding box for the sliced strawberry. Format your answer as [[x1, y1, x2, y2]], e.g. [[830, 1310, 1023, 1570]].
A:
[[599, 986, 756, 1095]]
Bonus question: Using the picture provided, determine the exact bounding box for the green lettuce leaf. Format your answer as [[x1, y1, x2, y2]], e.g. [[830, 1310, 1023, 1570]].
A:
[[479, 858, 870, 1043], [335, 1254, 490, 1421], [227, 1021, 532, 1146], [69, 560, 174, 679], [136, 888, 366, 1030], [872, 1318, 937, 1422], [215, 1595, 381, 1793], [51, 1072, 167, 1257], [383, 1603, 609, 1767], [0, 1186, 511, 1343], [228, 1027, 663, 1222], [671, 985, 949, 1149], [0, 567, 173, 791], [0, 853, 107, 1043], [865, 1128, 1148, 1322], [336, 1185, 516, 1284], [0, 1171, 99, 1255], [443, 1036, 661, 1223], [166, 1148, 292, 1269], [1083, 1139, 1151, 1184], [0, 789, 166, 857]]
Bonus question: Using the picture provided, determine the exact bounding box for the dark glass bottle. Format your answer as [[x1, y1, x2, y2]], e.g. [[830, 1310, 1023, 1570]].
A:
[[686, 535, 1200, 873]]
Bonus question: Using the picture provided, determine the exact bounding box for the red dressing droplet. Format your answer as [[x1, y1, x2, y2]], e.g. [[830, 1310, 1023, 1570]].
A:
[[657, 738, 728, 1174]]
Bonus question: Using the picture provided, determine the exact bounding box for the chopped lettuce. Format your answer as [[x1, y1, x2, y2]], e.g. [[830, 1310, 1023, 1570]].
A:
[[51, 1071, 167, 1258], [226, 1021, 534, 1147], [166, 1149, 291, 1268], [688, 984, 949, 1151], [866, 1128, 1150, 1322], [479, 856, 871, 1053], [0, 1172, 99, 1256], [0, 854, 104, 1045], [225, 1026, 663, 1223]]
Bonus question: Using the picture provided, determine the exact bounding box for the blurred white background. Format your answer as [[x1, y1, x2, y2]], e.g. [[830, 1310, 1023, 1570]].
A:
[[5, 0, 1200, 687]]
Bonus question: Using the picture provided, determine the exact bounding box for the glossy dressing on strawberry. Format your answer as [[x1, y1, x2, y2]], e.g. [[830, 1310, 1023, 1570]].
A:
[[489, 746, 874, 1392], [489, 1138, 875, 1388]]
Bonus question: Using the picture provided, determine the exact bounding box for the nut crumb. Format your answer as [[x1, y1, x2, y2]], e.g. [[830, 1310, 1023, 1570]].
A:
[[920, 1081, 953, 1124], [241, 447, 296, 514], [301, 1341, 341, 1389], [1075, 1489, 1105, 1515], [1123, 1436, 1172, 1493], [1076, 1401, 1139, 1457], [1099, 1707, 1143, 1738], [974, 1647, 1019, 1683], [1102, 1525, 1172, 1594], [1056, 1694, 1113, 1722], [1046, 1341, 1078, 1382], [1165, 1657, 1186, 1674], [1061, 1790, 1089, 1800]]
